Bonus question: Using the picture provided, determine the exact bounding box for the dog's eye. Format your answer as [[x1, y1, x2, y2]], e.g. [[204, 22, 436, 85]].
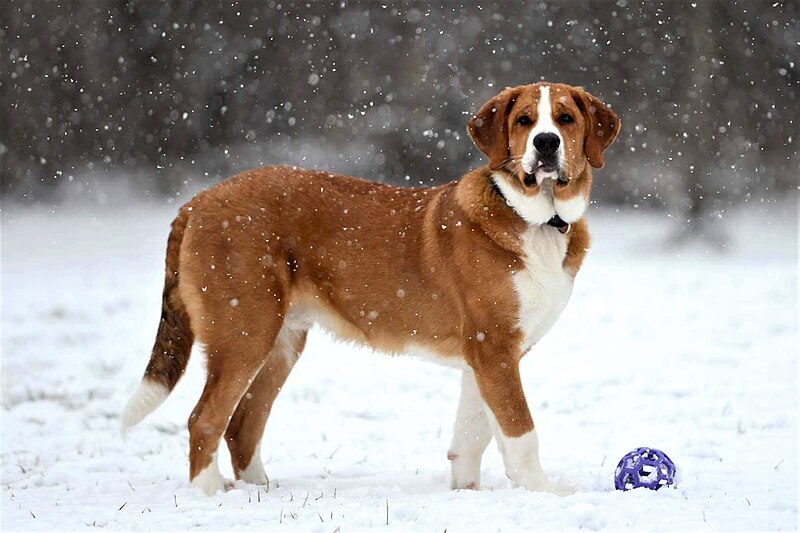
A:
[[516, 115, 532, 126], [558, 113, 574, 125]]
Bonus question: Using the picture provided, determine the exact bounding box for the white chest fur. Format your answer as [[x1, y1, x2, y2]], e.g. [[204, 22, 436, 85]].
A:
[[512, 226, 574, 354]]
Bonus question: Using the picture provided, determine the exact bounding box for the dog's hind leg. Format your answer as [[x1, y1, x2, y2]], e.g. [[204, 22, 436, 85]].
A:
[[448, 368, 493, 490], [186, 312, 285, 495], [224, 324, 308, 484]]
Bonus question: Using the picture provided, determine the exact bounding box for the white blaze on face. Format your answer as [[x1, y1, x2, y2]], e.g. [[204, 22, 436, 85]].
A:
[[521, 86, 564, 180]]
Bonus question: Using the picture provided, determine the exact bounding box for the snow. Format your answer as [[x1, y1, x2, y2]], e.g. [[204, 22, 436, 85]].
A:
[[1, 199, 797, 531]]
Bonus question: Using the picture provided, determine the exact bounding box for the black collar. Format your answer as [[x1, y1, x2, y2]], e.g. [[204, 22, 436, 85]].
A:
[[490, 177, 571, 234], [546, 214, 571, 234]]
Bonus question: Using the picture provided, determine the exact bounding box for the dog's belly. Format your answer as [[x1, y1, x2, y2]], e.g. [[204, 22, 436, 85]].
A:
[[513, 226, 574, 354], [280, 296, 466, 366]]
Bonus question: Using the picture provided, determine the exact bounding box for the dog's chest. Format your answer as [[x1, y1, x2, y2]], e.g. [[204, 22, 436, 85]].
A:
[[512, 227, 574, 353]]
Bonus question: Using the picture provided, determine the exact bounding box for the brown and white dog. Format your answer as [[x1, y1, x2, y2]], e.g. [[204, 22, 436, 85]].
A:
[[122, 82, 620, 495]]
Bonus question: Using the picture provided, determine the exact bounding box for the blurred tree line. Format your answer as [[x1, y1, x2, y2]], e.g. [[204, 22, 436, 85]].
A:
[[1, 0, 797, 219]]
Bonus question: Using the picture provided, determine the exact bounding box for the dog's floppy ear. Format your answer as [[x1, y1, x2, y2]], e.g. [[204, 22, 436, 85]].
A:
[[467, 86, 524, 171], [571, 88, 621, 169]]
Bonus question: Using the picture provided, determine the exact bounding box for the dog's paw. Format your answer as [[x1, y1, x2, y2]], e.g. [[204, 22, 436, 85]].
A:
[[237, 460, 269, 486], [545, 476, 577, 496], [451, 479, 480, 490], [449, 451, 481, 490], [527, 476, 576, 496], [508, 470, 575, 496], [191, 467, 230, 495]]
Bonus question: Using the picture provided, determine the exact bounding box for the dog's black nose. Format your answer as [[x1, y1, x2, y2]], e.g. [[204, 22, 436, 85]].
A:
[[533, 132, 560, 155]]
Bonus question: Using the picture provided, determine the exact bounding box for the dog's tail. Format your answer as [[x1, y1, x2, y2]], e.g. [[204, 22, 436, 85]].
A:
[[121, 205, 194, 434]]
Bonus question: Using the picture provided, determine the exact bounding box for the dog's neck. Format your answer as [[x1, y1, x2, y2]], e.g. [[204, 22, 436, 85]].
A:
[[490, 176, 571, 234], [453, 167, 528, 254]]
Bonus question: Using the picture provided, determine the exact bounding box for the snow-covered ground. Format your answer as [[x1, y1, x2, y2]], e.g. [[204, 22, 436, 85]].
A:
[[2, 196, 797, 531]]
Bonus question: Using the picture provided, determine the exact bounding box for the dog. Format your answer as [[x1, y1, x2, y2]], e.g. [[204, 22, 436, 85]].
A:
[[122, 81, 620, 495]]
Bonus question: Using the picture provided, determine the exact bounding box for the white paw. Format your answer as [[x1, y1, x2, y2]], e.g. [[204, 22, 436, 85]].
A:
[[191, 453, 231, 495], [237, 460, 269, 485], [534, 476, 575, 496], [497, 430, 574, 495], [449, 451, 481, 490], [191, 472, 229, 495], [452, 480, 479, 490], [550, 476, 578, 496], [236, 443, 269, 485], [511, 472, 575, 496], [451, 475, 480, 490]]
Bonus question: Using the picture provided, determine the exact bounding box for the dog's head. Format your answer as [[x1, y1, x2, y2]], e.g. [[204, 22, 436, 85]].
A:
[[468, 82, 620, 223]]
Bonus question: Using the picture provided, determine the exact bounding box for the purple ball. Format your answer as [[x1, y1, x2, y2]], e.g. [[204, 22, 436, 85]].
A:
[[614, 447, 677, 491]]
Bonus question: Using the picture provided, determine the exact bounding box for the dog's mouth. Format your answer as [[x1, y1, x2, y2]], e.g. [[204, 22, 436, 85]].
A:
[[523, 160, 567, 187]]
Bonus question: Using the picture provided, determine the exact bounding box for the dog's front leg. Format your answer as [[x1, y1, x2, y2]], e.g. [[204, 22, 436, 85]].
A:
[[469, 353, 553, 492], [448, 368, 492, 489]]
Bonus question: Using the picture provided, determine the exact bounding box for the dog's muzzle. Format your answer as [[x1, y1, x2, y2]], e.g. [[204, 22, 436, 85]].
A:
[[521, 133, 562, 186], [523, 133, 566, 186]]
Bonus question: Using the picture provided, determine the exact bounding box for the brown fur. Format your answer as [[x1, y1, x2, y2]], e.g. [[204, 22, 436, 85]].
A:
[[135, 82, 619, 485], [144, 208, 194, 391]]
